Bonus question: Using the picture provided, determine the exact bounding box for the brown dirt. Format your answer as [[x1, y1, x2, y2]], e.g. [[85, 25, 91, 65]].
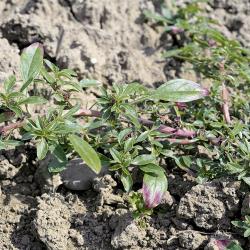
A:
[[1, 0, 250, 249]]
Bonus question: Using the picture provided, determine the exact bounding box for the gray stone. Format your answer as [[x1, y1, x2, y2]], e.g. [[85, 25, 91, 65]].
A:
[[60, 158, 109, 191]]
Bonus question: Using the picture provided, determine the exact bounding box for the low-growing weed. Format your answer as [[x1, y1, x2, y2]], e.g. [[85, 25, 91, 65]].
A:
[[0, 43, 209, 209], [144, 0, 250, 185]]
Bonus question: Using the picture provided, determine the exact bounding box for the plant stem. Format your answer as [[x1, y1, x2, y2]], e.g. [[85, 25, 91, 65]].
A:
[[0, 108, 197, 139], [0, 121, 25, 136], [222, 83, 231, 124]]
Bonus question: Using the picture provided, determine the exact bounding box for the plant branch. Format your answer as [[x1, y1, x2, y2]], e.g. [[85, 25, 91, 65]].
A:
[[0, 120, 25, 136], [222, 83, 231, 124], [0, 108, 197, 139]]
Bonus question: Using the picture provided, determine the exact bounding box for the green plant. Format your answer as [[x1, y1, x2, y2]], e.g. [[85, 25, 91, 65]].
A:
[[232, 216, 250, 238], [0, 43, 209, 208], [144, 0, 250, 185]]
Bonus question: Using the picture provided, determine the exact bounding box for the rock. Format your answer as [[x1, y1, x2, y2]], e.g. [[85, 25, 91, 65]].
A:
[[178, 230, 208, 250], [60, 158, 109, 191], [34, 155, 63, 193], [33, 194, 71, 250], [160, 190, 175, 207], [241, 193, 250, 216], [0, 155, 20, 179], [111, 213, 147, 249], [177, 179, 240, 230]]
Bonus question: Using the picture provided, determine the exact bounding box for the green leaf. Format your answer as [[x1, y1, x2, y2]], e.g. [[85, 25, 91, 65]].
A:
[[21, 132, 33, 140], [48, 145, 67, 173], [79, 79, 101, 88], [20, 43, 44, 91], [124, 137, 135, 152], [153, 79, 209, 102], [50, 144, 67, 162], [109, 164, 122, 171], [7, 92, 25, 99], [18, 96, 47, 105], [231, 220, 245, 228], [121, 171, 133, 192], [4, 75, 16, 93], [41, 67, 55, 84], [59, 68, 77, 77], [136, 131, 150, 143], [63, 104, 80, 119], [8, 106, 22, 117], [118, 128, 132, 144], [143, 10, 169, 23], [242, 177, 250, 186], [143, 171, 168, 208], [226, 242, 244, 250], [48, 161, 67, 173], [44, 59, 59, 72], [139, 163, 165, 175], [110, 148, 122, 163], [132, 155, 156, 165], [244, 228, 250, 237], [37, 138, 48, 160], [0, 139, 23, 149], [163, 49, 182, 58], [69, 134, 101, 174]]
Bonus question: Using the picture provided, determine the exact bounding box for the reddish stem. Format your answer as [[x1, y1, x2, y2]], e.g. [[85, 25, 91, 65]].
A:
[[75, 109, 101, 117], [0, 121, 25, 136], [222, 83, 231, 124], [164, 138, 197, 144], [0, 108, 196, 139], [139, 118, 196, 137]]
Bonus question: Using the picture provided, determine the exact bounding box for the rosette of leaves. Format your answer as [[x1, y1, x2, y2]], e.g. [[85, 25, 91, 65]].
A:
[[0, 43, 209, 208]]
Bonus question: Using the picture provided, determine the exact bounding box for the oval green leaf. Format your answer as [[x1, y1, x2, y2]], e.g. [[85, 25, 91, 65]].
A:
[[153, 79, 209, 102], [20, 43, 44, 91], [37, 138, 48, 160], [69, 134, 101, 174], [132, 154, 155, 166]]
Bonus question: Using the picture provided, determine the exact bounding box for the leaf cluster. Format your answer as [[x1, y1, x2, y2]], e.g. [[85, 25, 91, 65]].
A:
[[0, 43, 208, 209]]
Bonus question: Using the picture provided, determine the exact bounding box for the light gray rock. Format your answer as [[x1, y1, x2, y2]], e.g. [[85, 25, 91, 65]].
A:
[[60, 158, 109, 191]]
